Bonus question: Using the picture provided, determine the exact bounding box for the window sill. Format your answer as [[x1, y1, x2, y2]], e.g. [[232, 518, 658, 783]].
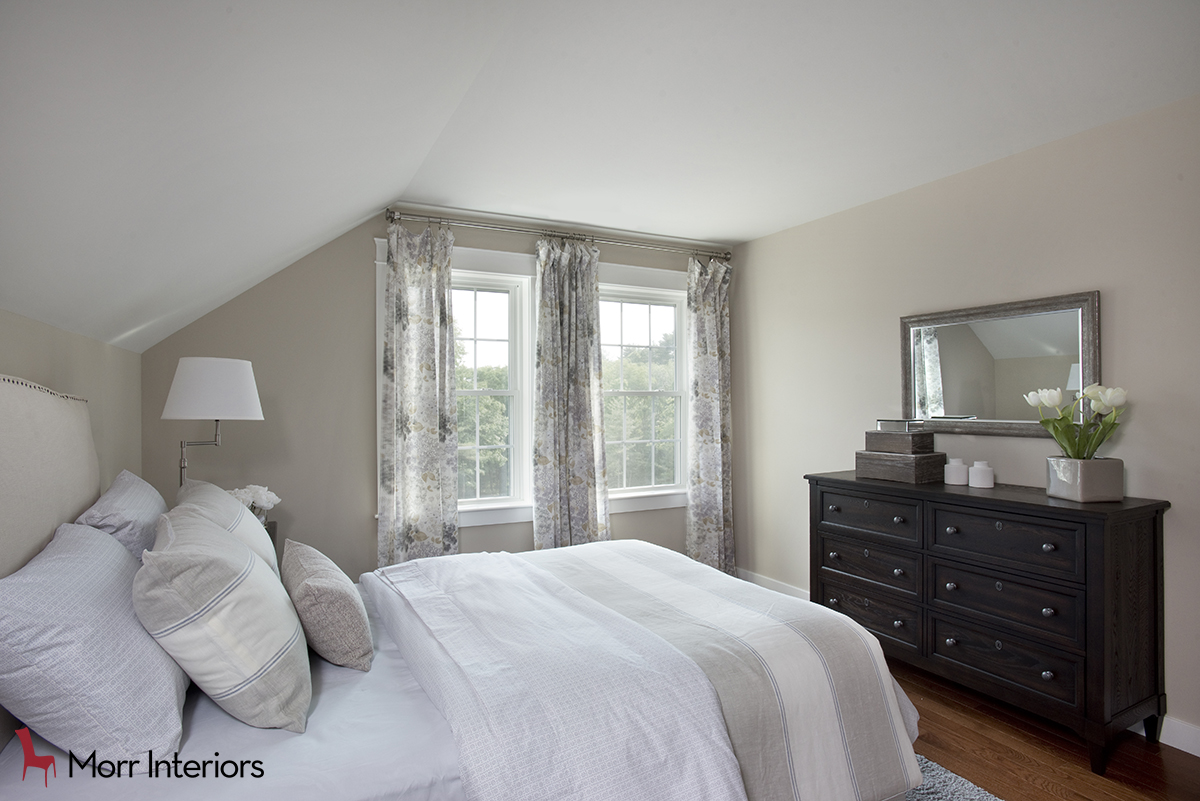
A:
[[457, 489, 687, 528], [609, 489, 687, 513], [458, 503, 533, 528]]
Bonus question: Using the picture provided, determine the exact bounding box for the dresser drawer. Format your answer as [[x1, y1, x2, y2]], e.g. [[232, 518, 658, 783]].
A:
[[819, 579, 919, 651], [820, 489, 920, 544], [930, 561, 1084, 649], [930, 504, 1084, 581], [820, 534, 919, 596], [932, 616, 1081, 707]]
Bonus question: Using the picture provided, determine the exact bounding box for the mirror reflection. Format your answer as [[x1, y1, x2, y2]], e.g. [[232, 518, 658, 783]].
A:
[[912, 311, 1081, 422], [901, 292, 1099, 437]]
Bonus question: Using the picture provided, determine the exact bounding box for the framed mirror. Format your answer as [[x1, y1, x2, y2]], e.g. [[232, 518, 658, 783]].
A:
[[901, 292, 1100, 437]]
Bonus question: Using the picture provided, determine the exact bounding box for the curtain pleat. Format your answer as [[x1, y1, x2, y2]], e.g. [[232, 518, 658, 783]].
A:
[[532, 239, 609, 549], [686, 257, 734, 574], [378, 224, 458, 566], [914, 327, 945, 418]]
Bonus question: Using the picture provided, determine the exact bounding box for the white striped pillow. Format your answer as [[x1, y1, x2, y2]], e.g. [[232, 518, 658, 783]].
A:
[[133, 507, 310, 732], [176, 478, 278, 574]]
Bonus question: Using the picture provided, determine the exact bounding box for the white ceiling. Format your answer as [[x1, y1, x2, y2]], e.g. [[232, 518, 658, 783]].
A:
[[967, 312, 1080, 360], [3, 1, 1199, 353]]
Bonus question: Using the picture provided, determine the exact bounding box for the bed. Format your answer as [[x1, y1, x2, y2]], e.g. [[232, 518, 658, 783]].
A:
[[0, 373, 922, 800]]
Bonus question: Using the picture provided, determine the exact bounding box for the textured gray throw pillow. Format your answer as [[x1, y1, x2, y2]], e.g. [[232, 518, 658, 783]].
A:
[[133, 507, 311, 733], [75, 469, 168, 561], [0, 524, 189, 770], [281, 539, 373, 672]]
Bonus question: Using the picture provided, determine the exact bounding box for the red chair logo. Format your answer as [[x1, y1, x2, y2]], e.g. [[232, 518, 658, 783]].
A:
[[16, 727, 55, 786]]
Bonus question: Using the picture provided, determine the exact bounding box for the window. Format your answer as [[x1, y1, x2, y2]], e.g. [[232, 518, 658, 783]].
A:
[[599, 290, 684, 494], [378, 240, 685, 526], [450, 269, 530, 512], [454, 287, 513, 500]]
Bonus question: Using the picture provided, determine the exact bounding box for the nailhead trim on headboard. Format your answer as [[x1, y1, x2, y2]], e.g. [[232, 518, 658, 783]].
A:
[[0, 375, 88, 403]]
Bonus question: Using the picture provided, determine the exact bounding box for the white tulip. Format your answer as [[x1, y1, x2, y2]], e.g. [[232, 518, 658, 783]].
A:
[[1082, 383, 1104, 401], [1038, 388, 1063, 408], [1091, 398, 1113, 416], [1023, 391, 1043, 407], [1098, 386, 1127, 408]]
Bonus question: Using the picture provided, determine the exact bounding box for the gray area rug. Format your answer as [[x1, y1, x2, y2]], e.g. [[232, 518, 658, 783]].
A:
[[907, 755, 1004, 801]]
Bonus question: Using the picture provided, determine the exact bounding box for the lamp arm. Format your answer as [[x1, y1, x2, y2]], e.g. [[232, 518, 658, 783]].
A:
[[179, 420, 222, 486]]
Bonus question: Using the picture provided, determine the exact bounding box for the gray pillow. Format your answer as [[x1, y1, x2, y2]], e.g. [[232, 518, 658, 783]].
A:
[[281, 539, 374, 672], [0, 524, 188, 771], [75, 469, 167, 561], [134, 506, 311, 733], [176, 478, 278, 574]]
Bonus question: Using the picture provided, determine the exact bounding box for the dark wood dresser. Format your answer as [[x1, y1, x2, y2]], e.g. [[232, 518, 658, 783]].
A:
[[806, 470, 1169, 774]]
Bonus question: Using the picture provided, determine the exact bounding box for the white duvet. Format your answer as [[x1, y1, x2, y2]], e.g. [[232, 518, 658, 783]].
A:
[[364, 551, 749, 801]]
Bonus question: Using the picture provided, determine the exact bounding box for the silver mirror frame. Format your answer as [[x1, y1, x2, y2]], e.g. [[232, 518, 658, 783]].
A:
[[901, 291, 1100, 437]]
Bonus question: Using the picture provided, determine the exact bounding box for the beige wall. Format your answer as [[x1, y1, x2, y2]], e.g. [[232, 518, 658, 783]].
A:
[[141, 217, 690, 580], [993, 355, 1075, 420], [731, 95, 1200, 729], [1, 307, 141, 488], [937, 323, 996, 418]]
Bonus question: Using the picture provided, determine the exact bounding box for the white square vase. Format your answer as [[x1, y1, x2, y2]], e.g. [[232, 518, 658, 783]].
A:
[[1046, 457, 1124, 503]]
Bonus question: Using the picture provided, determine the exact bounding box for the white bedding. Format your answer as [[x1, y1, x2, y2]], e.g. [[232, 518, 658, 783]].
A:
[[364, 551, 748, 801], [0, 588, 463, 801]]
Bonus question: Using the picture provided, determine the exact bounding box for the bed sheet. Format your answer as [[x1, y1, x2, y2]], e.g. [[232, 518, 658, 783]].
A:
[[0, 587, 463, 800]]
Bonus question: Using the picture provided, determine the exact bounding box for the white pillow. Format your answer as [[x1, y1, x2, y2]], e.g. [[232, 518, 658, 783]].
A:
[[176, 478, 278, 574], [134, 508, 310, 733], [0, 524, 188, 770], [75, 469, 167, 561]]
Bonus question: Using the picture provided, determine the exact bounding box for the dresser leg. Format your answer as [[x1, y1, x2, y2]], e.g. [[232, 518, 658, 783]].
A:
[[1088, 741, 1108, 775], [1143, 714, 1163, 743]]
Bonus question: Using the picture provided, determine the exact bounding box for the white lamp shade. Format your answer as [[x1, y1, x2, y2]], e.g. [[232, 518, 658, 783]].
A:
[[161, 357, 264, 421]]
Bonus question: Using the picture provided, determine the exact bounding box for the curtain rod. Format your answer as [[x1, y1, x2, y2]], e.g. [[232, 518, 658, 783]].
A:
[[386, 209, 733, 262]]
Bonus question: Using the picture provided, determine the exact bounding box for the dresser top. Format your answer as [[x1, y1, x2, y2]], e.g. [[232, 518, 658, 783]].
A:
[[805, 470, 1170, 518]]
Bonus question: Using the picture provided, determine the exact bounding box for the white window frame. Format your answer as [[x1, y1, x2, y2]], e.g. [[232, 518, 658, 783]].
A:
[[452, 269, 532, 524], [377, 241, 687, 527], [599, 283, 689, 510]]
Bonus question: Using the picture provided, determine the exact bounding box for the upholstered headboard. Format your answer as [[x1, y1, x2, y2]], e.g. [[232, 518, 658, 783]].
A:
[[0, 374, 101, 745]]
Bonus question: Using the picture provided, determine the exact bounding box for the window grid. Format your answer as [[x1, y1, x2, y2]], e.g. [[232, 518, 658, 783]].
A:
[[454, 287, 515, 501], [601, 299, 682, 492]]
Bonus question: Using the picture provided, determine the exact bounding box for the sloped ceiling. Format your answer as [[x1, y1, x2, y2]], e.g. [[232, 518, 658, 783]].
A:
[[2, 1, 1199, 353]]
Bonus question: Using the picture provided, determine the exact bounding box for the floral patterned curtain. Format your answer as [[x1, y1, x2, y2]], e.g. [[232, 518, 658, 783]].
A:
[[532, 239, 609, 549], [378, 224, 458, 566], [914, 327, 945, 419], [686, 257, 734, 574]]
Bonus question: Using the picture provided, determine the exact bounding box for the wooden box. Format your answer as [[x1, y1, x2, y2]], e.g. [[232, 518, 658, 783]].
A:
[[855, 450, 946, 483], [864, 430, 935, 454]]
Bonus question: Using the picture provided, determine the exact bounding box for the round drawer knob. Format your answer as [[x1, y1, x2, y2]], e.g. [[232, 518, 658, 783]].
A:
[[893, 568, 905, 577], [1041, 671, 1055, 681], [828, 598, 838, 606], [893, 620, 904, 629], [829, 551, 840, 560], [1042, 543, 1056, 553], [945, 526, 959, 535], [828, 504, 840, 513], [945, 582, 957, 591], [945, 638, 957, 647], [1042, 607, 1056, 617], [893, 516, 905, 524]]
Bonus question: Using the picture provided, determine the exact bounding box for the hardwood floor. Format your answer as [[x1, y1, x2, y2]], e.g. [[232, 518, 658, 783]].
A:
[[891, 660, 1200, 801]]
